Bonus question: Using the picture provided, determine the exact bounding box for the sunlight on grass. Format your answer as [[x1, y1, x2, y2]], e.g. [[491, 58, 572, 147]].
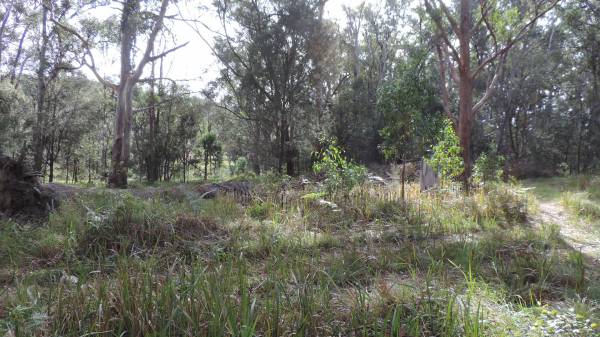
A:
[[1, 178, 599, 336]]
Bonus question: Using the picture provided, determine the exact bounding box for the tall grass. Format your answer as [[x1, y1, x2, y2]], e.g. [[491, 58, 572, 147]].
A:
[[2, 177, 597, 336]]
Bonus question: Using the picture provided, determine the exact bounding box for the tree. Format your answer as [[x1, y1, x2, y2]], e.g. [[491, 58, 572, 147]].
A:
[[26, 1, 79, 173], [210, 0, 332, 176], [201, 132, 220, 181], [428, 119, 464, 187], [333, 1, 405, 163], [377, 50, 444, 162], [56, 0, 187, 188], [424, 0, 559, 188]]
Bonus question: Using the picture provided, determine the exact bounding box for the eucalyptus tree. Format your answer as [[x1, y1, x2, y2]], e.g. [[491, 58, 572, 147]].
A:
[[333, 0, 406, 162], [0, 0, 80, 172], [212, 0, 332, 176], [56, 0, 187, 188], [424, 0, 559, 188]]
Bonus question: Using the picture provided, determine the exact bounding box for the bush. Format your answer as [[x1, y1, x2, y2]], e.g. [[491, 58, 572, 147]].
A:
[[230, 156, 249, 176], [473, 146, 504, 184], [312, 137, 367, 194], [484, 184, 529, 223], [77, 195, 174, 257], [246, 201, 274, 220], [427, 119, 463, 186]]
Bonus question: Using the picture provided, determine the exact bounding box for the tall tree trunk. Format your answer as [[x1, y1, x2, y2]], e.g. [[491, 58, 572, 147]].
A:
[[458, 75, 473, 187], [65, 153, 69, 184], [108, 0, 137, 188], [73, 157, 78, 183], [88, 154, 92, 185], [204, 151, 208, 181], [109, 79, 134, 187], [9, 25, 28, 86], [33, 3, 49, 173], [457, 0, 473, 190], [435, 40, 452, 119], [146, 61, 159, 183], [48, 156, 54, 182]]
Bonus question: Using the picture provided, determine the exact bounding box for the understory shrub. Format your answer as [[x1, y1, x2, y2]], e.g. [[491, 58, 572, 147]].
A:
[[427, 119, 463, 187], [473, 146, 504, 185], [312, 137, 367, 194]]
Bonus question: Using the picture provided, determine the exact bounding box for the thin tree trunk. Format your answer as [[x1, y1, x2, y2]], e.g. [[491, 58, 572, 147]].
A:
[[458, 0, 473, 190], [435, 41, 452, 119], [65, 154, 69, 184], [48, 155, 54, 182], [146, 60, 159, 182], [10, 25, 28, 86], [33, 4, 49, 172], [88, 153, 92, 185], [0, 3, 11, 67], [73, 157, 78, 183]]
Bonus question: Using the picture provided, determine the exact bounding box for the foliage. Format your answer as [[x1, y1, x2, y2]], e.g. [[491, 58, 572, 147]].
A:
[[473, 145, 505, 184], [199, 131, 223, 179], [312, 137, 367, 194], [230, 156, 249, 176], [377, 52, 444, 161], [427, 119, 464, 185], [3, 177, 600, 336], [0, 81, 29, 154], [246, 201, 274, 220]]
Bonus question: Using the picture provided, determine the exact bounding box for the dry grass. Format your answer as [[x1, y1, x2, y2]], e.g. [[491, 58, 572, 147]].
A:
[[0, 177, 598, 336]]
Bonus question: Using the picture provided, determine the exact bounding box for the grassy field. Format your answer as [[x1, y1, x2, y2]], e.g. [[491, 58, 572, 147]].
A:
[[1, 176, 599, 336]]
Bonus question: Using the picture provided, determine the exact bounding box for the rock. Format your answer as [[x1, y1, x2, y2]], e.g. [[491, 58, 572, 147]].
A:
[[0, 154, 58, 218]]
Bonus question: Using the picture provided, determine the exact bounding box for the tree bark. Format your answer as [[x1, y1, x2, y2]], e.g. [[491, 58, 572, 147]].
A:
[[109, 78, 135, 187], [9, 24, 28, 86], [457, 0, 473, 190], [0, 3, 12, 67], [33, 3, 49, 173], [108, 0, 137, 188]]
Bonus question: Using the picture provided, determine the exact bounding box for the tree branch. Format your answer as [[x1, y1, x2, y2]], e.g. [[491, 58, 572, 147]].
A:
[[51, 19, 118, 91], [473, 54, 506, 114], [436, 0, 459, 33], [148, 42, 189, 62], [132, 0, 171, 81], [471, 0, 559, 79], [424, 0, 461, 63]]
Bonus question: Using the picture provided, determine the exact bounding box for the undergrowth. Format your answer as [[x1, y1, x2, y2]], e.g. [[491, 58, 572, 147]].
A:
[[0, 178, 598, 336]]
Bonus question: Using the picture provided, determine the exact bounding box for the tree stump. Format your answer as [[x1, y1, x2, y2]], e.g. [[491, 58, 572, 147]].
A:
[[0, 154, 58, 218]]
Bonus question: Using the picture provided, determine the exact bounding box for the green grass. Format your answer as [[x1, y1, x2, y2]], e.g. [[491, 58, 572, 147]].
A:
[[523, 175, 600, 202], [0, 178, 599, 336], [523, 175, 600, 225]]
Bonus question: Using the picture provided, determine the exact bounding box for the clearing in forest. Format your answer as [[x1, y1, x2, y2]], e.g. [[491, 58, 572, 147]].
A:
[[1, 176, 599, 336]]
